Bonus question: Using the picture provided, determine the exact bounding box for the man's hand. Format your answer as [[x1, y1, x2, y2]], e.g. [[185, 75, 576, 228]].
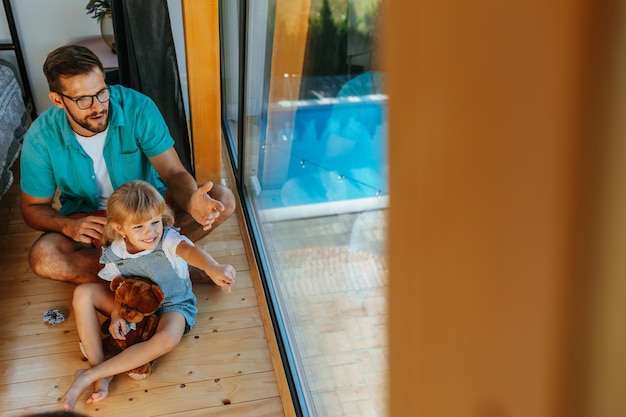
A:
[[189, 182, 225, 231], [64, 216, 107, 245], [149, 149, 234, 234]]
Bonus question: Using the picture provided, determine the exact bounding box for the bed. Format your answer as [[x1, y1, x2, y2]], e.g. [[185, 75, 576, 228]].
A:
[[0, 59, 29, 199]]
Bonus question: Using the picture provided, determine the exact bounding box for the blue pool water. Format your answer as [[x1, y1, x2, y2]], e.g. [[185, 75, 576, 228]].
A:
[[254, 90, 388, 219]]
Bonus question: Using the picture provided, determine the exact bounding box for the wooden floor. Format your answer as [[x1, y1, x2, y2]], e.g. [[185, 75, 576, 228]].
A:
[[0, 163, 289, 417]]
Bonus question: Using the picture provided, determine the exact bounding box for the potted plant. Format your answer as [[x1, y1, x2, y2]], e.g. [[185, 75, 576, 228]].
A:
[[85, 0, 111, 22], [86, 0, 115, 52]]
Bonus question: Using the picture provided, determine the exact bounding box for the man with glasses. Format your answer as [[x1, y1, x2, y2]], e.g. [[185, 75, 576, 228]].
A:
[[20, 45, 235, 284]]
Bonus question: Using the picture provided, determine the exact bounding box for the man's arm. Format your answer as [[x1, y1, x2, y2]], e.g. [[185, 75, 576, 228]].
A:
[[21, 192, 106, 245], [149, 147, 225, 230]]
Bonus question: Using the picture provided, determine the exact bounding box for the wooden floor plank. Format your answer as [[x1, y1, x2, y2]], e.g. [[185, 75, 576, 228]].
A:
[[73, 372, 279, 415], [0, 307, 264, 362], [0, 329, 81, 361], [159, 397, 285, 417], [1, 372, 281, 416]]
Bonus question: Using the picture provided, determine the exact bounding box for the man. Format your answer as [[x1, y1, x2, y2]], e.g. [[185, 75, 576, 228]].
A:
[[20, 45, 235, 284]]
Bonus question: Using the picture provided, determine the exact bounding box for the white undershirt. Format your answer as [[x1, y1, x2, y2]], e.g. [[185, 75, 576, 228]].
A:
[[75, 128, 114, 210]]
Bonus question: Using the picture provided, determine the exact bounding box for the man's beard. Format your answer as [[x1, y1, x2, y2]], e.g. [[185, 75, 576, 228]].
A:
[[68, 107, 109, 134]]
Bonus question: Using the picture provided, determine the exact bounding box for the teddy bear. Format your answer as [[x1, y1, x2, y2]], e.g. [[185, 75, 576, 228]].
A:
[[100, 276, 165, 379]]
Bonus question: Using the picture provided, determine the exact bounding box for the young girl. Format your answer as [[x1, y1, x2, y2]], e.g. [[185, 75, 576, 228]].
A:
[[63, 180, 236, 411]]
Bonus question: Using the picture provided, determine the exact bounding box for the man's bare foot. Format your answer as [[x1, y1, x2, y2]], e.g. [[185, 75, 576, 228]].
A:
[[63, 369, 113, 410]]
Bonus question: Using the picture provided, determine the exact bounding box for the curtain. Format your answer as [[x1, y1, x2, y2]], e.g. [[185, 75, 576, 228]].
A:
[[110, 0, 193, 174]]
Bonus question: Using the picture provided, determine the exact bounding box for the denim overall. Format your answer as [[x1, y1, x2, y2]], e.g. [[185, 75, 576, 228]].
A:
[[100, 228, 198, 329]]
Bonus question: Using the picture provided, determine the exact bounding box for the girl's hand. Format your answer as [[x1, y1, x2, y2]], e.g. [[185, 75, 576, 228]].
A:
[[208, 264, 236, 292], [109, 309, 128, 340]]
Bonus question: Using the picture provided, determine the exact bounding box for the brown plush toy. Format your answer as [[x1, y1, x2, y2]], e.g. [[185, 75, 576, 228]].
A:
[[101, 276, 165, 379]]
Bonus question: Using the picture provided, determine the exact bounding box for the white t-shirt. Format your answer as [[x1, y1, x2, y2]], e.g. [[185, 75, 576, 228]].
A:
[[98, 228, 194, 281], [75, 128, 114, 210]]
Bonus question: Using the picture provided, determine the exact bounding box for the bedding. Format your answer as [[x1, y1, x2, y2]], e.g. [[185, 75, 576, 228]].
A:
[[0, 59, 28, 199]]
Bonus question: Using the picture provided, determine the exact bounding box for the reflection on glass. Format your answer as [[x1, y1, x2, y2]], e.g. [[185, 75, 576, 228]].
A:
[[258, 73, 386, 217], [225, 0, 388, 415], [220, 0, 241, 163]]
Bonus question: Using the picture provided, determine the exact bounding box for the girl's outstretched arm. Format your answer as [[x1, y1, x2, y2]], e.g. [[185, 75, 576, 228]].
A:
[[176, 241, 236, 292]]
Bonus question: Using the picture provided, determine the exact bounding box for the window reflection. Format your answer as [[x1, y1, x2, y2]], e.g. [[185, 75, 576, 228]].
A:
[[220, 0, 240, 161], [222, 0, 388, 415]]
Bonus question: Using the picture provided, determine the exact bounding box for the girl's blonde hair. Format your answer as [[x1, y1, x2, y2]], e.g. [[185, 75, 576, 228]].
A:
[[103, 180, 175, 245]]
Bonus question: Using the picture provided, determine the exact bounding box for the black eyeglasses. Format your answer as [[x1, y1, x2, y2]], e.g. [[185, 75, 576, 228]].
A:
[[55, 87, 111, 110]]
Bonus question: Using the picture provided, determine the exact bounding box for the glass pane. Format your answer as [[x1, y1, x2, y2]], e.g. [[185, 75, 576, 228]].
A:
[[232, 1, 388, 415], [220, 0, 241, 163]]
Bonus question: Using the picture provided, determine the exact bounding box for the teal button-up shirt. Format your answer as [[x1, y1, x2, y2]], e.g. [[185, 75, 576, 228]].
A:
[[20, 85, 173, 215]]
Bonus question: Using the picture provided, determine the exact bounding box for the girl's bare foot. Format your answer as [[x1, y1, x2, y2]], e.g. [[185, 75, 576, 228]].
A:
[[87, 375, 113, 404], [63, 369, 90, 411], [63, 369, 113, 410]]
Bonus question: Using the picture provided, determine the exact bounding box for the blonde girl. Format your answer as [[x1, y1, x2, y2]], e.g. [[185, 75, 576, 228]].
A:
[[63, 180, 235, 411]]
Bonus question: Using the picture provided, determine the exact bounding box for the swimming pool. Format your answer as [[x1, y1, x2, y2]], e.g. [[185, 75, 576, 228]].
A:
[[252, 91, 388, 221]]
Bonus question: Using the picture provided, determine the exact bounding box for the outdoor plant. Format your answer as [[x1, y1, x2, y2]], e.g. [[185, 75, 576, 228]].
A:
[[85, 0, 111, 22]]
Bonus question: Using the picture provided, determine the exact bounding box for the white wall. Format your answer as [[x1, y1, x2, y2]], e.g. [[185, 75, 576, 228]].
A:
[[166, 0, 188, 119], [0, 0, 187, 116]]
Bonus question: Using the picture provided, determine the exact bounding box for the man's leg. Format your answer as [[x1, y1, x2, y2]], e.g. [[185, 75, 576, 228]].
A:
[[174, 183, 236, 242], [29, 232, 102, 284]]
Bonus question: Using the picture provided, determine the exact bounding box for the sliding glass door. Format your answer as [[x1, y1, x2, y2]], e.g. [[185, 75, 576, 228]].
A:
[[220, 1, 388, 415]]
